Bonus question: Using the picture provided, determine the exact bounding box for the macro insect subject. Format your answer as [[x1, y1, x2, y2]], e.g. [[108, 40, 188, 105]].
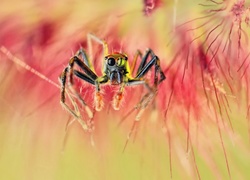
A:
[[59, 34, 166, 132]]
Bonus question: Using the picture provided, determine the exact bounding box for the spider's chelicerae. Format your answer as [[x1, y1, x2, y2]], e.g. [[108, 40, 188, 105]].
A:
[[59, 34, 166, 132]]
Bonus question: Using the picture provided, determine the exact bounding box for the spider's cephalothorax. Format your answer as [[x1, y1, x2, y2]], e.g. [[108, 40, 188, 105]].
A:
[[104, 52, 129, 85], [59, 34, 166, 131]]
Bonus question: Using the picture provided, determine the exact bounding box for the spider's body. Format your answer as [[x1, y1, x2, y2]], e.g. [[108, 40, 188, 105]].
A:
[[103, 52, 129, 85], [59, 34, 165, 131]]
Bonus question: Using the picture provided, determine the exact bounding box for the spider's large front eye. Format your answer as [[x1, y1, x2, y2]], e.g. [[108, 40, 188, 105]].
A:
[[107, 58, 116, 66]]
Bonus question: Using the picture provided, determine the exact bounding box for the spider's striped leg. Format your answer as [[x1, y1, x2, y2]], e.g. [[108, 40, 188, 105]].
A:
[[74, 47, 108, 112], [60, 67, 79, 116], [122, 50, 166, 151], [130, 50, 143, 75], [121, 79, 156, 151], [85, 33, 111, 111], [59, 55, 99, 130], [135, 49, 166, 86], [87, 33, 109, 60], [76, 48, 92, 69]]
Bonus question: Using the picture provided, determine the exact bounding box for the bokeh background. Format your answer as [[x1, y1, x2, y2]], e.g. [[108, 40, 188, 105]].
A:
[[1, 0, 250, 179]]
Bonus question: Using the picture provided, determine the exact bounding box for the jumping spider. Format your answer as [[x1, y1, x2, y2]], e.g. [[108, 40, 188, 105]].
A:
[[59, 34, 166, 133]]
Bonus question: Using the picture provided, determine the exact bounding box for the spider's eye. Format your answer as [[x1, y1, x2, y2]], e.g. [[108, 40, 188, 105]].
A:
[[117, 58, 122, 66], [107, 57, 116, 66]]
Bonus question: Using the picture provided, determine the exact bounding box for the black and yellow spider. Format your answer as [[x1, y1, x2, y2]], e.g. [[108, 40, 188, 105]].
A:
[[59, 34, 166, 131]]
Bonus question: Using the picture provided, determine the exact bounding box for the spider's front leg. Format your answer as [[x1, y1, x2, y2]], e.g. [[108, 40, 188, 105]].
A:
[[135, 49, 166, 86], [123, 49, 166, 121], [59, 51, 99, 129], [86, 33, 110, 111], [122, 49, 166, 150]]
